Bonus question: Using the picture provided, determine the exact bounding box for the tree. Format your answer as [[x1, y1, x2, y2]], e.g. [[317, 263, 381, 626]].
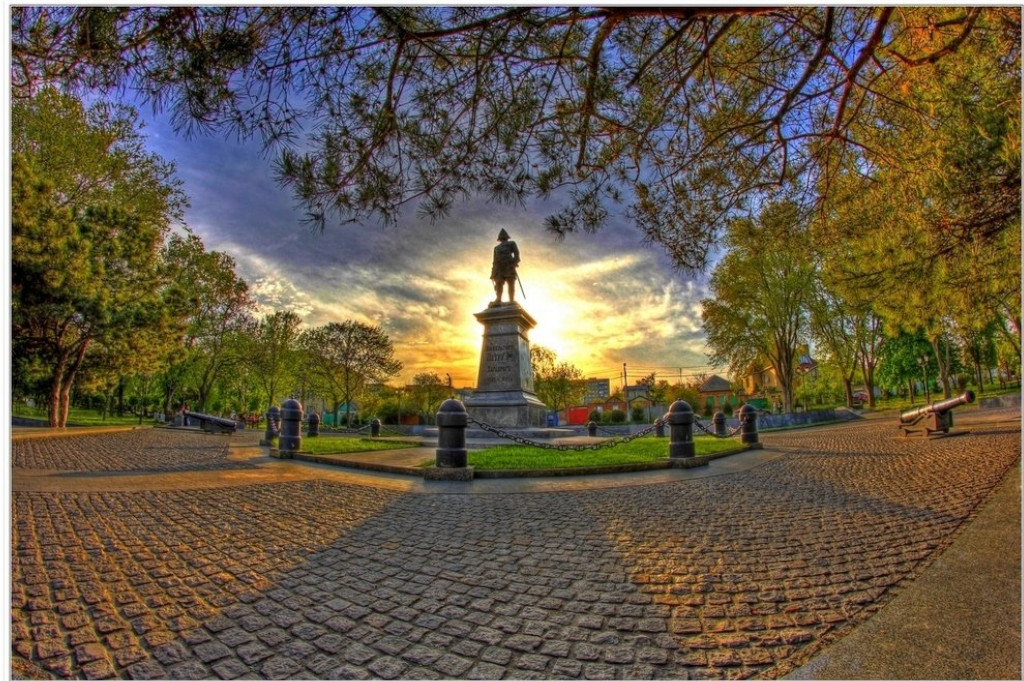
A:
[[956, 319, 999, 393], [811, 11, 1019, 395], [11, 89, 186, 427], [854, 310, 885, 409], [162, 233, 255, 413], [876, 330, 935, 403], [410, 372, 447, 424], [702, 201, 816, 413], [531, 346, 587, 415], [807, 284, 864, 408], [247, 311, 303, 410], [303, 321, 403, 427], [12, 165, 173, 427], [11, 7, 1015, 272]]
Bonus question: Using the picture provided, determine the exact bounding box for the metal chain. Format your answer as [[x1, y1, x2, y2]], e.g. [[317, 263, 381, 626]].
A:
[[467, 418, 662, 451], [318, 424, 371, 435], [594, 424, 632, 437], [692, 418, 745, 439]]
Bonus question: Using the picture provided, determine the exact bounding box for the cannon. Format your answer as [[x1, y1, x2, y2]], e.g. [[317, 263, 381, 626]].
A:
[[899, 391, 975, 436], [183, 411, 238, 434]]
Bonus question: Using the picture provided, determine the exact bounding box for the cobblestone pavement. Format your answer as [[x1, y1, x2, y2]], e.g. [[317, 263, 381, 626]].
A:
[[12, 429, 255, 473], [10, 410, 1021, 680]]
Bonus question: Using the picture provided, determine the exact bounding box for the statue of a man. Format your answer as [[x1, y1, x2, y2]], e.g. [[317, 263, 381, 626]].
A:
[[490, 228, 520, 305]]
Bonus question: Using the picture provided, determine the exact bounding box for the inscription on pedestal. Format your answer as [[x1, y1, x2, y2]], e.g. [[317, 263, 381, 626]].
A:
[[467, 303, 548, 428], [480, 334, 532, 391]]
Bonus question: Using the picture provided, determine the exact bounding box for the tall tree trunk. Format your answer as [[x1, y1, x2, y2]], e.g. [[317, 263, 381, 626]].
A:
[[163, 387, 178, 417], [48, 368, 65, 428], [930, 336, 952, 399], [57, 339, 91, 428]]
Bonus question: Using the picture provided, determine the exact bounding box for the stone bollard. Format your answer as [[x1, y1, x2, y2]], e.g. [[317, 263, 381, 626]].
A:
[[587, 420, 597, 437], [667, 400, 695, 458], [262, 405, 280, 445], [371, 418, 381, 437], [307, 411, 320, 437], [655, 418, 665, 438], [426, 399, 474, 481], [279, 398, 303, 456], [738, 404, 759, 445], [435, 399, 468, 468], [713, 411, 727, 437]]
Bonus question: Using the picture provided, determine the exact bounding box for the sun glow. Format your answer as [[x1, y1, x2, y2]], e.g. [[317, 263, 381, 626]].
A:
[[233, 223, 711, 389]]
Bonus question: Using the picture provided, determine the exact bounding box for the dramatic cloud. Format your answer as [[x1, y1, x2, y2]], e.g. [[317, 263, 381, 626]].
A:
[[144, 114, 715, 387]]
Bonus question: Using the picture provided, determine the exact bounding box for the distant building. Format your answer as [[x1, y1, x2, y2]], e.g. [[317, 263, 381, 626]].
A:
[[742, 365, 779, 396], [698, 374, 734, 409], [583, 378, 610, 405], [625, 384, 650, 402], [603, 396, 626, 413], [741, 346, 817, 397]]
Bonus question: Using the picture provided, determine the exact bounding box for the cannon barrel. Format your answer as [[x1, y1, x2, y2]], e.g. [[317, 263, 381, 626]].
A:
[[899, 391, 975, 424]]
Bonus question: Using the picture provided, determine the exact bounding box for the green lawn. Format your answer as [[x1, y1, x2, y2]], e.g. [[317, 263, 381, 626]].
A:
[[466, 435, 744, 471], [292, 436, 419, 455], [13, 404, 147, 427]]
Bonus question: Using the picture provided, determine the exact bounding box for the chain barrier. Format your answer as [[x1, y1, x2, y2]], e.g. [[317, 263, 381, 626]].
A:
[[316, 423, 413, 437], [467, 417, 662, 451], [317, 423, 372, 435], [594, 424, 632, 437], [692, 417, 745, 439]]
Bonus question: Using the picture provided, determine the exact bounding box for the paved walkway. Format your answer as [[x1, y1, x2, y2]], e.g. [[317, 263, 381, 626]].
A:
[[9, 407, 1021, 679]]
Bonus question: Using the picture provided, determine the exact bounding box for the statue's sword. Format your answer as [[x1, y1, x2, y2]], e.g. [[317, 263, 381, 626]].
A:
[[516, 272, 526, 300]]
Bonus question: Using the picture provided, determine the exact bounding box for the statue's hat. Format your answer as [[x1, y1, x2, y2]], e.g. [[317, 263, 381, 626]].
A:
[[496, 228, 510, 241]]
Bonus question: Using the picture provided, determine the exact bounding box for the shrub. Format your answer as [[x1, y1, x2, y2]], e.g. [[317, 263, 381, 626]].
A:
[[603, 409, 627, 424]]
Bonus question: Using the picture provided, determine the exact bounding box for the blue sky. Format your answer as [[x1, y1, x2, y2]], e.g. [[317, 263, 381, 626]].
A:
[[140, 110, 716, 387]]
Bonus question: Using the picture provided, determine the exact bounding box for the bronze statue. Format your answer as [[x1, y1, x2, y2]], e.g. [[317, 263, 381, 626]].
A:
[[490, 228, 521, 305]]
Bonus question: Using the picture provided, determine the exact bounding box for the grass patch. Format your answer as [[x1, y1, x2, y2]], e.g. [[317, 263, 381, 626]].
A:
[[13, 404, 146, 427], [297, 436, 419, 455], [467, 435, 744, 471]]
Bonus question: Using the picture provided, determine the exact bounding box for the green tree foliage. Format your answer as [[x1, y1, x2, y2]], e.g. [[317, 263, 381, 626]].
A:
[[161, 233, 255, 413], [876, 330, 936, 403], [246, 311, 303, 410], [11, 7, 1012, 271], [410, 372, 447, 424], [530, 346, 587, 414], [12, 162, 174, 427], [665, 381, 701, 409], [11, 89, 186, 427], [702, 202, 816, 413], [805, 285, 886, 408], [301, 321, 403, 427], [813, 8, 1020, 396]]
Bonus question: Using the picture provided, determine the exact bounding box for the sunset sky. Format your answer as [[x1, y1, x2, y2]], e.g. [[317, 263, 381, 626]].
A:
[[142, 113, 717, 389]]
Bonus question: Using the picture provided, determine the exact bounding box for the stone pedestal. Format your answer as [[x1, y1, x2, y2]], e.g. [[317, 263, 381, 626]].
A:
[[465, 302, 548, 428]]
